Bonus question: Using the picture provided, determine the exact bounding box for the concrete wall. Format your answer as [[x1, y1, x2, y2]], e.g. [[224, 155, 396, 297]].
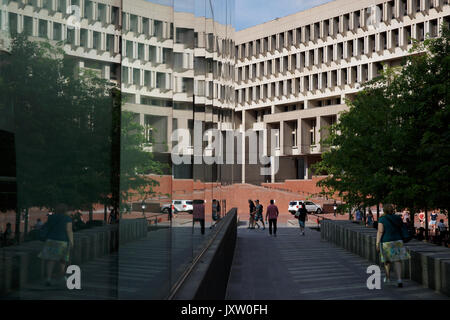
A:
[[172, 208, 237, 300], [321, 220, 450, 296]]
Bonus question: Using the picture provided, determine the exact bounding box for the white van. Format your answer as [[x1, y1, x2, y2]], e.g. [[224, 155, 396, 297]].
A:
[[172, 200, 193, 214], [288, 200, 322, 214]]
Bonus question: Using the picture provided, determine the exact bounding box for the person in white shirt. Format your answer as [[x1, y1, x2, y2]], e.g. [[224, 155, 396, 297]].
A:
[[402, 211, 410, 224]]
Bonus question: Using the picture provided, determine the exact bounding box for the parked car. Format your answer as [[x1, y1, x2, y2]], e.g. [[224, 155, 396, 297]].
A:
[[160, 203, 171, 214], [172, 200, 193, 214], [288, 201, 302, 214], [288, 200, 322, 214]]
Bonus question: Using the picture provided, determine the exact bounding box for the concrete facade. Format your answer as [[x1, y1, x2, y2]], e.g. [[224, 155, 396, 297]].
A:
[[235, 0, 450, 184]]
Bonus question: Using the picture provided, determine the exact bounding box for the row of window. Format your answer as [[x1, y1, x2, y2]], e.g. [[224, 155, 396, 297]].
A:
[[9, 0, 121, 26], [236, 18, 443, 84], [121, 67, 235, 103], [235, 0, 449, 60], [235, 62, 386, 104]]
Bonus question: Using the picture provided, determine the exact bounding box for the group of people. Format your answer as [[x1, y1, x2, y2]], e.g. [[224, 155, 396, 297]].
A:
[[247, 199, 308, 236], [247, 199, 280, 236], [355, 207, 375, 227]]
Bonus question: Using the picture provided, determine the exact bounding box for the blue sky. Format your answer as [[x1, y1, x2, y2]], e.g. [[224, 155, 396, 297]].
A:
[[235, 0, 333, 30], [146, 0, 333, 30]]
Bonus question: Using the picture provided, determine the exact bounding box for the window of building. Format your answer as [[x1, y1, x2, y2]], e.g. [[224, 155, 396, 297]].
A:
[[38, 19, 47, 38]]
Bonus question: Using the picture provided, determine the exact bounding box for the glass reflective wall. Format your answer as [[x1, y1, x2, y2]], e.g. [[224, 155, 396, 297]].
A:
[[0, 0, 234, 299]]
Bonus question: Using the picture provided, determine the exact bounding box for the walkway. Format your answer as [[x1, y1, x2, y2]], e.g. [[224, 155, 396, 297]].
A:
[[226, 225, 449, 300]]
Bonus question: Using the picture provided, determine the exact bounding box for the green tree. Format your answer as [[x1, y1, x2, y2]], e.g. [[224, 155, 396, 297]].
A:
[[314, 24, 450, 218], [119, 110, 167, 214], [0, 34, 168, 235]]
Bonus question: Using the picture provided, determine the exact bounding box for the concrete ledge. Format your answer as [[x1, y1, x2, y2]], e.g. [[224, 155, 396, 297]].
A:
[[171, 208, 237, 300], [321, 220, 450, 296], [0, 218, 148, 296]]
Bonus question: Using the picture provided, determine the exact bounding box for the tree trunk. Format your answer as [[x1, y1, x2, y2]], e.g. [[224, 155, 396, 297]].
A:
[[425, 207, 429, 241], [104, 204, 107, 223], [376, 203, 380, 220]]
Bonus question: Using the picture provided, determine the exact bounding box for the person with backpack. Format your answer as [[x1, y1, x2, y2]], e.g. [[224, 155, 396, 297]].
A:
[[295, 202, 308, 236], [253, 200, 265, 230], [376, 204, 410, 288]]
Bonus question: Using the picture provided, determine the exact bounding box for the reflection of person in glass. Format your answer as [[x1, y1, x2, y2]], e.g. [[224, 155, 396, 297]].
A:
[[211, 199, 219, 229], [38, 204, 74, 287], [193, 200, 205, 235]]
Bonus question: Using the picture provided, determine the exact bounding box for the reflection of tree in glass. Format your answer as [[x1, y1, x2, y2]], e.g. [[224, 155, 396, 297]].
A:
[[0, 34, 115, 219], [119, 110, 169, 215], [0, 34, 164, 233]]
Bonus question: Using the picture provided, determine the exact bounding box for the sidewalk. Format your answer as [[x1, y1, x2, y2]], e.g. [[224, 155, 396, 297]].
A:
[[225, 225, 449, 300]]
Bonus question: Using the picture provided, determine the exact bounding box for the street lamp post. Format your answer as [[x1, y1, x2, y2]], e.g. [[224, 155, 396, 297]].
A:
[[333, 200, 337, 217], [141, 201, 146, 217]]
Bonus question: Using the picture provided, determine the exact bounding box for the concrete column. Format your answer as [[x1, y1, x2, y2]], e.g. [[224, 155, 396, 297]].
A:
[[424, 20, 430, 38], [47, 20, 53, 40], [167, 115, 173, 150], [105, 5, 111, 24], [32, 17, 38, 37], [137, 16, 143, 34], [101, 32, 106, 51], [75, 27, 80, 46], [304, 157, 309, 180], [102, 65, 110, 80], [241, 110, 246, 183], [87, 29, 93, 48]]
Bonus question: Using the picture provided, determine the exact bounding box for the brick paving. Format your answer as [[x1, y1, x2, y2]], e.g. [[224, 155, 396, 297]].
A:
[[226, 225, 450, 300]]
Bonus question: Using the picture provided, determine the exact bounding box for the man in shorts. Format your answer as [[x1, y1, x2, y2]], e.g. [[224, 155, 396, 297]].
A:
[[430, 210, 439, 233], [254, 200, 265, 230]]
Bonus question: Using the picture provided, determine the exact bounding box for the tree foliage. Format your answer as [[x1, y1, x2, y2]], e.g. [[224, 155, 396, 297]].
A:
[[314, 24, 450, 214], [0, 34, 166, 214]]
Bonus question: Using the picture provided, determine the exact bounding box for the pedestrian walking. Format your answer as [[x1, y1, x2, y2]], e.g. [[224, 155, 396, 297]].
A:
[[248, 199, 256, 229], [265, 200, 279, 237], [402, 211, 410, 223], [367, 210, 374, 227], [193, 199, 205, 235], [253, 200, 265, 230], [210, 199, 220, 229], [430, 210, 438, 233], [376, 204, 410, 288], [295, 202, 307, 235], [355, 207, 362, 222], [38, 204, 74, 287]]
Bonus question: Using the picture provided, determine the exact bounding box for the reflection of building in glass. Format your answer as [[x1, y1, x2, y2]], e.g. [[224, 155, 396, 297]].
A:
[[1, 0, 449, 186]]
